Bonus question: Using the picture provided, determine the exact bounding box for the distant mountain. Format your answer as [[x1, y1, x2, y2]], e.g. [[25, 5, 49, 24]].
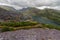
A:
[[0, 7, 60, 26], [0, 5, 17, 12], [19, 7, 60, 26], [0, 7, 23, 22]]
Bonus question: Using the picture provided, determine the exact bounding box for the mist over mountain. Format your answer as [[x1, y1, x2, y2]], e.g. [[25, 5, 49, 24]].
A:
[[0, 0, 60, 10]]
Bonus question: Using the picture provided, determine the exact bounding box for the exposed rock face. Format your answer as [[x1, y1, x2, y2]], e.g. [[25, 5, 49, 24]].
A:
[[0, 28, 60, 40]]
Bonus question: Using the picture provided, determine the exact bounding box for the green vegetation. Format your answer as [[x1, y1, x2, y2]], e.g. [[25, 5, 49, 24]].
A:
[[1, 26, 14, 32], [0, 21, 39, 32], [0, 21, 60, 32], [41, 24, 60, 30], [0, 21, 38, 27]]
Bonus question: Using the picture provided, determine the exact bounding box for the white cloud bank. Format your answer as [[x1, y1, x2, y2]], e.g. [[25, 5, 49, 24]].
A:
[[0, 0, 60, 10]]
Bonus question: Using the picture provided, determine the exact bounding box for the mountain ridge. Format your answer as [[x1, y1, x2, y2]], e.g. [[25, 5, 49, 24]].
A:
[[0, 7, 60, 26]]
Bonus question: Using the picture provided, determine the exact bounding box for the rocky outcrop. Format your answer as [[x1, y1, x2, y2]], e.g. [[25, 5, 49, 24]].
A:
[[0, 28, 60, 40]]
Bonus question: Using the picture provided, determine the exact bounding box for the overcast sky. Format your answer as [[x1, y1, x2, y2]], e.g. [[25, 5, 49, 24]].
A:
[[0, 0, 60, 10]]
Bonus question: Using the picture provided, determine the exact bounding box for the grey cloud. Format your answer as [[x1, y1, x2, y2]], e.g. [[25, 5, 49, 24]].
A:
[[9, 0, 59, 7], [0, 0, 60, 9]]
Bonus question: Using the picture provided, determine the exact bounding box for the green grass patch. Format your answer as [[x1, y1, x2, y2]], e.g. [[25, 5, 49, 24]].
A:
[[0, 21, 60, 32], [0, 21, 38, 27], [1, 26, 15, 32]]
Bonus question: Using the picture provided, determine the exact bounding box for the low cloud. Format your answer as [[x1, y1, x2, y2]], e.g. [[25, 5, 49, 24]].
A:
[[0, 0, 60, 10]]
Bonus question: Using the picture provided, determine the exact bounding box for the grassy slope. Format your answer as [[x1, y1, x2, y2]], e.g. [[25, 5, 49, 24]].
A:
[[0, 21, 60, 32]]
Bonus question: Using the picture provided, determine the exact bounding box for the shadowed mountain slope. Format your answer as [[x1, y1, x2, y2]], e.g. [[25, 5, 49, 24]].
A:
[[0, 7, 60, 26]]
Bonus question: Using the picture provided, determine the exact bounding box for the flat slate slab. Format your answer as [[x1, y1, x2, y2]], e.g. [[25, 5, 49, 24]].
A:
[[0, 28, 60, 40]]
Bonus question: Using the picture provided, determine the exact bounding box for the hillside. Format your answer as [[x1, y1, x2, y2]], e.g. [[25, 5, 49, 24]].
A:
[[20, 8, 60, 26], [0, 7, 23, 22], [0, 7, 60, 26]]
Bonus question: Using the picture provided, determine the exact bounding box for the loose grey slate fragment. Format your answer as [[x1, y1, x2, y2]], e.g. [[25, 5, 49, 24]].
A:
[[0, 28, 60, 40]]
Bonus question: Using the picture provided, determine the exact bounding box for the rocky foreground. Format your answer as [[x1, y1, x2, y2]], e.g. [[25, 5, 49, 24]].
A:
[[0, 28, 60, 40]]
